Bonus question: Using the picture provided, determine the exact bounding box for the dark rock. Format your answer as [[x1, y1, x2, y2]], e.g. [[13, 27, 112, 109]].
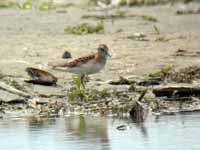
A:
[[109, 76, 136, 85], [138, 78, 161, 86], [62, 51, 72, 59], [153, 86, 200, 98], [2, 98, 27, 105], [25, 67, 57, 86], [116, 125, 127, 131]]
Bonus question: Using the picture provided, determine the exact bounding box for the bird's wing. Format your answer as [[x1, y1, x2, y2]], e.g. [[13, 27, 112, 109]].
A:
[[49, 53, 96, 68]]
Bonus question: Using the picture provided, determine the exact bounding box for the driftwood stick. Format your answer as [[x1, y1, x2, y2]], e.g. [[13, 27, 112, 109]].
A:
[[137, 88, 148, 102], [129, 89, 148, 122], [0, 82, 30, 97], [153, 85, 200, 98], [0, 81, 66, 99]]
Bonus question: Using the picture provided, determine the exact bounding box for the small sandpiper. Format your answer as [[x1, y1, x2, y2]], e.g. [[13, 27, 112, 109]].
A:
[[49, 44, 111, 87]]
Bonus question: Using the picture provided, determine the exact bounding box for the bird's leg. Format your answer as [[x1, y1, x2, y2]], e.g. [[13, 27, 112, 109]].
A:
[[84, 74, 90, 82], [80, 74, 85, 89]]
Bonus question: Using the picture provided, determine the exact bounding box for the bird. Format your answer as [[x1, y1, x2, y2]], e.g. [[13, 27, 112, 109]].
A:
[[48, 44, 111, 87]]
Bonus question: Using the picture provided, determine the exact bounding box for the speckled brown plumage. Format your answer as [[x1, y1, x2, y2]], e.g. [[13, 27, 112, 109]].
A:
[[64, 53, 96, 68]]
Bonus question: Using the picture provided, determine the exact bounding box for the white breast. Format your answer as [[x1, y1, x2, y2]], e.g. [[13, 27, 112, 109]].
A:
[[67, 61, 106, 75]]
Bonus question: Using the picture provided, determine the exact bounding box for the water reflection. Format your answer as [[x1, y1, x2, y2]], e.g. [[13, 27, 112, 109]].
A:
[[28, 117, 57, 128], [134, 122, 148, 138], [0, 113, 200, 150], [64, 115, 110, 150]]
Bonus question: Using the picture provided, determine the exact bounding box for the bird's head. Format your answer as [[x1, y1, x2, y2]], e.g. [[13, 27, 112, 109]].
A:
[[97, 44, 111, 58]]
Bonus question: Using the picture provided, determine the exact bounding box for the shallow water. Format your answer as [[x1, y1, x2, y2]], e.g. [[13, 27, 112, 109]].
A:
[[0, 113, 200, 150]]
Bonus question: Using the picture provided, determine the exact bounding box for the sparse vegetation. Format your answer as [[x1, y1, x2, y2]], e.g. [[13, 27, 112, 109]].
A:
[[64, 22, 104, 35], [82, 12, 158, 22], [38, 1, 52, 10], [168, 66, 200, 83], [0, 0, 53, 10], [54, 1, 97, 9], [153, 25, 160, 34], [176, 7, 200, 15], [59, 3, 75, 8], [102, 0, 193, 6], [82, 11, 126, 20], [67, 76, 85, 101], [22, 0, 32, 9], [0, 1, 20, 9], [67, 76, 110, 101], [148, 65, 200, 83], [148, 64, 174, 79]]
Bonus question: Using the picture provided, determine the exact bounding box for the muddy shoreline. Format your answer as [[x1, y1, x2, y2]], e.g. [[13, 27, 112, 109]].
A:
[[0, 1, 200, 119]]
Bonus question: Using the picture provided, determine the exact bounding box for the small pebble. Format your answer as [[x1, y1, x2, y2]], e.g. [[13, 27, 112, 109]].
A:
[[62, 51, 72, 59], [116, 125, 127, 131]]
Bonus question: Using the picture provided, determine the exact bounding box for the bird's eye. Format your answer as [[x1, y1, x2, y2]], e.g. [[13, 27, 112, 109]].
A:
[[100, 48, 105, 51]]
